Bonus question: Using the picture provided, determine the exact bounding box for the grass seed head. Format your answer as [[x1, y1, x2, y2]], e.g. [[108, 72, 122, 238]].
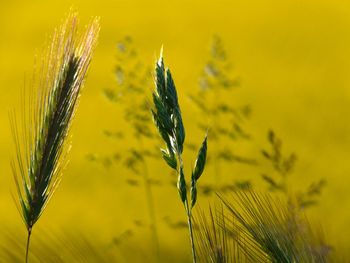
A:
[[151, 49, 209, 263], [161, 148, 177, 169], [193, 135, 208, 181], [190, 177, 197, 208], [177, 166, 187, 203]]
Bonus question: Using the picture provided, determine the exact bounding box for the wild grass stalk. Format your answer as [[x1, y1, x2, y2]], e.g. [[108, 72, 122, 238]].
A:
[[150, 50, 208, 263], [10, 11, 99, 262], [101, 36, 161, 262], [188, 36, 255, 194], [261, 130, 326, 209]]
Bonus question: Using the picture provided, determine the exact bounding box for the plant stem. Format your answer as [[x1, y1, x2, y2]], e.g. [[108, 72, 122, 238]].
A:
[[139, 138, 160, 263], [142, 162, 160, 263], [185, 199, 197, 263], [177, 152, 197, 263], [25, 227, 32, 263]]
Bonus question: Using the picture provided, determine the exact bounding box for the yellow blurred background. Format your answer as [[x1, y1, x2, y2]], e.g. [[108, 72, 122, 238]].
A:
[[1, 0, 350, 261]]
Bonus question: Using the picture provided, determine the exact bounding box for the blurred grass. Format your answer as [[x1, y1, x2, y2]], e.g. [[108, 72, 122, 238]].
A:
[[1, 0, 350, 261]]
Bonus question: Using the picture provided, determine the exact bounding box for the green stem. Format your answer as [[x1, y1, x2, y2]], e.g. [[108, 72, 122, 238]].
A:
[[25, 227, 31, 263], [185, 199, 197, 263], [177, 151, 197, 263]]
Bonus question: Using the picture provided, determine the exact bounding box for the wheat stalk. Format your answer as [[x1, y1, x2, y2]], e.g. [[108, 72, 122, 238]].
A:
[[10, 10, 99, 262], [151, 49, 208, 263], [193, 190, 331, 263]]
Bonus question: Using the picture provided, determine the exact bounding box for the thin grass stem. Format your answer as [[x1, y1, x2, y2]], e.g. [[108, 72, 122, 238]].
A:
[[25, 227, 31, 263], [185, 199, 197, 263], [138, 135, 160, 262], [179, 151, 197, 263], [142, 162, 160, 262]]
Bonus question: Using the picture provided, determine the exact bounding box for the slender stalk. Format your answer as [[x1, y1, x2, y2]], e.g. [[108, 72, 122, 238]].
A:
[[138, 136, 160, 262], [142, 161, 160, 263], [178, 152, 197, 263], [25, 228, 31, 263], [185, 199, 197, 263]]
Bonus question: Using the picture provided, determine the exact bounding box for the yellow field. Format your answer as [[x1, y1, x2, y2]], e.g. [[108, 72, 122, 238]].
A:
[[0, 0, 350, 261]]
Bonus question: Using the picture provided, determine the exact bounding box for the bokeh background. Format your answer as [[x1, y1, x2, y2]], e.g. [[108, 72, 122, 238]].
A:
[[1, 0, 350, 261]]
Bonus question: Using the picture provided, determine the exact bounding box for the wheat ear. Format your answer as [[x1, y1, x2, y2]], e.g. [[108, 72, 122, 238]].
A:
[[10, 11, 99, 262]]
